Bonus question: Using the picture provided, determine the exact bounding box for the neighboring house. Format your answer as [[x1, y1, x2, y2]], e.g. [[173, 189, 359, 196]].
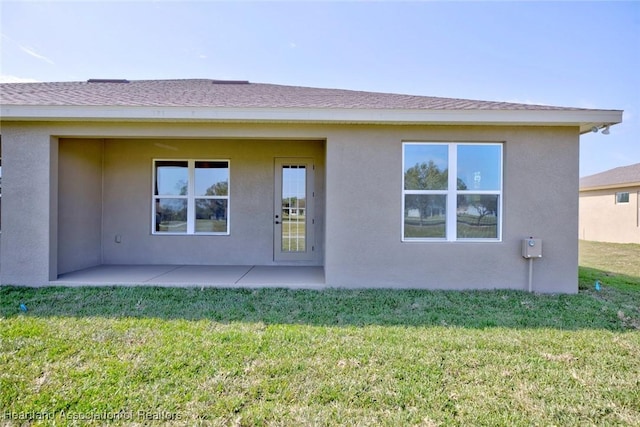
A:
[[579, 163, 640, 244], [0, 79, 623, 292]]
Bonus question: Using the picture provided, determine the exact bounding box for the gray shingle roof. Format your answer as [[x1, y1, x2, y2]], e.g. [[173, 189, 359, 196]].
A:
[[0, 79, 595, 111], [580, 163, 640, 189]]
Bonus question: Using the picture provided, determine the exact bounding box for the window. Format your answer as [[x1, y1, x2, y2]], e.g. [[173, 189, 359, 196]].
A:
[[403, 142, 502, 241], [616, 192, 629, 204], [153, 160, 229, 234]]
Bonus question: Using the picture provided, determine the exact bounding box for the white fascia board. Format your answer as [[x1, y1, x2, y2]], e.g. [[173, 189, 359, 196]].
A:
[[580, 182, 640, 192], [0, 104, 623, 129]]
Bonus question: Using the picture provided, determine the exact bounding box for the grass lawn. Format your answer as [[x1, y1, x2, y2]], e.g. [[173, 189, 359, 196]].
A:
[[579, 239, 640, 279], [1, 244, 639, 426]]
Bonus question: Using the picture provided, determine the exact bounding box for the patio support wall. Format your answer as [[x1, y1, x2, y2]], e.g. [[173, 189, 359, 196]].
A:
[[57, 139, 104, 274], [0, 125, 58, 286]]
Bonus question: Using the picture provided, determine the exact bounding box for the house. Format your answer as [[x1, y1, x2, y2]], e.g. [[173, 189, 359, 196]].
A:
[[579, 163, 640, 243], [0, 79, 623, 292]]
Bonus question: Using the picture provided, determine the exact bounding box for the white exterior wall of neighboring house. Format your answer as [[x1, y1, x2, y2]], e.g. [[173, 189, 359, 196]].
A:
[[0, 120, 582, 293], [579, 186, 640, 244]]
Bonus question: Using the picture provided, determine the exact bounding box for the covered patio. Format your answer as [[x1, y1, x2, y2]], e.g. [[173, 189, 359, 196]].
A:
[[54, 265, 325, 288]]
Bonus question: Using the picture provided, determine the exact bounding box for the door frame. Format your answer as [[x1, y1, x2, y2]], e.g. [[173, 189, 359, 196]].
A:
[[273, 157, 315, 262]]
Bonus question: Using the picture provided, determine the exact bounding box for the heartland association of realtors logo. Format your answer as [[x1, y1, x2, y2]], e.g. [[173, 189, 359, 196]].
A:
[[2, 410, 183, 421]]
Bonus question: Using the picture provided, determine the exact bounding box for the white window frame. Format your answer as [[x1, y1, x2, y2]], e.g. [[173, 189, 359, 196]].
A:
[[402, 142, 503, 242], [152, 159, 230, 235]]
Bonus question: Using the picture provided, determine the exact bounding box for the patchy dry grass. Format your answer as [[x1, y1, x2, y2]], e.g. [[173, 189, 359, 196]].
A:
[[580, 240, 640, 278]]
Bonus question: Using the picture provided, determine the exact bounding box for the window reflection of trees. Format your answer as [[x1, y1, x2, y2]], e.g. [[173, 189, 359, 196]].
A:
[[153, 160, 229, 234], [404, 162, 461, 227], [404, 159, 499, 239]]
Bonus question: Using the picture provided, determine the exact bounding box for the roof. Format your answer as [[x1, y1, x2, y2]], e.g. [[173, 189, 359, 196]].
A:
[[0, 79, 623, 131], [580, 163, 640, 191], [0, 79, 593, 110]]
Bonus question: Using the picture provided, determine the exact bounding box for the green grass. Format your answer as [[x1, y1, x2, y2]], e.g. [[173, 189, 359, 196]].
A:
[[1, 243, 639, 426], [580, 239, 640, 278]]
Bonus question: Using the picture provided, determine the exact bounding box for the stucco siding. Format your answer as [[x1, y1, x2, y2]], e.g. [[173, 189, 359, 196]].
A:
[[58, 139, 104, 274], [1, 121, 580, 292], [99, 138, 325, 266], [579, 187, 640, 243], [0, 125, 58, 285], [325, 125, 579, 293]]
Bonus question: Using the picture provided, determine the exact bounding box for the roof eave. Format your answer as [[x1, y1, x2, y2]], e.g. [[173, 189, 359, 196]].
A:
[[0, 105, 623, 129], [580, 182, 640, 192]]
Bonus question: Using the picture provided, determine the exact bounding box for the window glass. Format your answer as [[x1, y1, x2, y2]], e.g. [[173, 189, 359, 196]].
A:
[[404, 195, 446, 238], [155, 199, 187, 232], [195, 161, 229, 196], [195, 199, 228, 232], [402, 143, 502, 241], [153, 159, 229, 235], [404, 144, 448, 190], [457, 145, 501, 191], [281, 166, 307, 252], [616, 192, 629, 204], [457, 194, 499, 239], [155, 161, 188, 196]]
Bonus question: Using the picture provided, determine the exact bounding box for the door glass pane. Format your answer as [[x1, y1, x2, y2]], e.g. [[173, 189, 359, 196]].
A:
[[195, 199, 228, 232], [404, 195, 446, 238], [195, 161, 229, 196], [457, 145, 501, 191], [404, 145, 448, 190], [155, 198, 187, 233], [281, 166, 306, 252], [155, 161, 188, 196], [457, 194, 499, 238]]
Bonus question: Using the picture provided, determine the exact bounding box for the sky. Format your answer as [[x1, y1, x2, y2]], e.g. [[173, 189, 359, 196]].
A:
[[1, 0, 638, 177]]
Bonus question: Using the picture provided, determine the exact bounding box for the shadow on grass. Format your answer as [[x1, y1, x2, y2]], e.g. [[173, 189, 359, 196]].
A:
[[1, 277, 639, 331]]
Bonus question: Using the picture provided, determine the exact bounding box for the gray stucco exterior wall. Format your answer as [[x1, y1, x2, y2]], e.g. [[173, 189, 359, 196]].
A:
[[98, 138, 325, 268], [324, 125, 579, 292], [54, 137, 327, 274], [58, 139, 103, 274], [1, 125, 58, 284], [0, 122, 579, 292]]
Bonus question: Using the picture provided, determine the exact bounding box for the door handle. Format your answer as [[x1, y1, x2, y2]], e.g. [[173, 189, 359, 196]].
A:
[[275, 221, 281, 224]]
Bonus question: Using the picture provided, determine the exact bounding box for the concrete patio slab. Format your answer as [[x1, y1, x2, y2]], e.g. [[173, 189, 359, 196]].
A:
[[55, 265, 180, 285], [151, 265, 253, 285], [53, 265, 325, 288]]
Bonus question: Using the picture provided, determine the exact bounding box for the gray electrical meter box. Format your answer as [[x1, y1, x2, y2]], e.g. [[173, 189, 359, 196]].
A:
[[522, 238, 542, 258]]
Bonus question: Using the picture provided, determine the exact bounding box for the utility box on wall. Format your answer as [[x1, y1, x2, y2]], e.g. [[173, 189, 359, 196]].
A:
[[522, 238, 542, 258]]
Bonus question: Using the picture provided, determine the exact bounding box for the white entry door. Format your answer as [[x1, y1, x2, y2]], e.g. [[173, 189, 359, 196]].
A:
[[274, 158, 315, 262]]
